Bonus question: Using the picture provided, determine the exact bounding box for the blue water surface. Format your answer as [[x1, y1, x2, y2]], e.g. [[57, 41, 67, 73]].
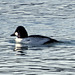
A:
[[0, 0, 75, 75]]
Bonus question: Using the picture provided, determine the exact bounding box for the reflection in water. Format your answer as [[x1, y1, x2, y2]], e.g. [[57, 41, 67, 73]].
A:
[[14, 43, 28, 55], [14, 42, 52, 55]]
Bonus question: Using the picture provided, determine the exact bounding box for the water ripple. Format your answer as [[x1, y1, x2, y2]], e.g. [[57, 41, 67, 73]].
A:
[[0, 0, 75, 75]]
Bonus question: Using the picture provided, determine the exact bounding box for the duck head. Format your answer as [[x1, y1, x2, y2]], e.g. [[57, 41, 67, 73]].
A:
[[11, 26, 28, 38]]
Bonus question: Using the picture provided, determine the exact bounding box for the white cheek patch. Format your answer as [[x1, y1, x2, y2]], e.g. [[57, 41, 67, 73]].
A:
[[15, 32, 18, 36]]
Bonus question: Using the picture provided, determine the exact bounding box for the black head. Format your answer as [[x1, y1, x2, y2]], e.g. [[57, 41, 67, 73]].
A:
[[11, 26, 28, 38]]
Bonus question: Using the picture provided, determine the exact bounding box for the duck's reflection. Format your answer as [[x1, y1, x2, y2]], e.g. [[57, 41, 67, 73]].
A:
[[14, 43, 28, 55]]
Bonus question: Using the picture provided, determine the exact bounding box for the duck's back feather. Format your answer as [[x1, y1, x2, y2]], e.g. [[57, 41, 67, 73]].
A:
[[28, 35, 58, 45]]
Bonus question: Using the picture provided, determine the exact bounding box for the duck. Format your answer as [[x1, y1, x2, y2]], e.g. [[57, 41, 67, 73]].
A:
[[11, 26, 58, 45]]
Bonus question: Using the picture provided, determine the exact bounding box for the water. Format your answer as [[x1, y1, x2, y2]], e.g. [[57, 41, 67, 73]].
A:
[[0, 0, 75, 75]]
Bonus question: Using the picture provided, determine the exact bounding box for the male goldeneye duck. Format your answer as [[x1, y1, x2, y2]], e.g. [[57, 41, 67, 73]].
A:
[[11, 26, 58, 45]]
